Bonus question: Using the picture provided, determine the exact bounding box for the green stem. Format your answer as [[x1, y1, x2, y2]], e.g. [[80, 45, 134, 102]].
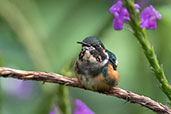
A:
[[123, 0, 171, 101], [57, 61, 74, 114], [58, 85, 71, 114]]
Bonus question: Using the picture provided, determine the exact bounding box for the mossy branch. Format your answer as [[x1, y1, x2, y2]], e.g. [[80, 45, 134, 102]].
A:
[[0, 67, 170, 114]]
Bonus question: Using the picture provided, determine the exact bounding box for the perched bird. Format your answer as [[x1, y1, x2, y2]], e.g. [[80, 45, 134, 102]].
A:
[[74, 37, 119, 91]]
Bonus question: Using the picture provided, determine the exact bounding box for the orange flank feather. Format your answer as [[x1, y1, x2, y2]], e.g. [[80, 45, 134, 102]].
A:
[[106, 64, 120, 87]]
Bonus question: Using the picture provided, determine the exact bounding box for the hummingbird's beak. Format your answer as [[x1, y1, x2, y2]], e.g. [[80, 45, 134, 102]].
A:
[[77, 41, 91, 47]]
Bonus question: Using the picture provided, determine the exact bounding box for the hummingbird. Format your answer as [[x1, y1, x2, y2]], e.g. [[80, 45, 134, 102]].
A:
[[74, 37, 119, 91]]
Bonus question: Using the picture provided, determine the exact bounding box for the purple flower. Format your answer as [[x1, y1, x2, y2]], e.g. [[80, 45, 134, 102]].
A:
[[109, 1, 140, 30], [134, 3, 141, 9], [140, 5, 162, 30], [49, 106, 58, 114], [109, 1, 130, 30], [74, 99, 95, 114], [1, 79, 33, 99], [109, 1, 161, 30]]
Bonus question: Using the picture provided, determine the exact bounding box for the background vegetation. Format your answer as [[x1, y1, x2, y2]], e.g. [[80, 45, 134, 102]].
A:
[[0, 0, 171, 114]]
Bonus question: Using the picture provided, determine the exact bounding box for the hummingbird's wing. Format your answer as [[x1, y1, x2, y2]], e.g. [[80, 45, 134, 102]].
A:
[[106, 50, 118, 70]]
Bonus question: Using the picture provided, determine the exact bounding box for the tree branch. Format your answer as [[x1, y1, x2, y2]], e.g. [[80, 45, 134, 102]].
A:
[[0, 67, 170, 114]]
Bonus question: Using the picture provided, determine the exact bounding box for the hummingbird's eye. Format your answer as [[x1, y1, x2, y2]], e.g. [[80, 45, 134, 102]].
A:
[[98, 45, 101, 48], [94, 44, 102, 51], [93, 44, 99, 48]]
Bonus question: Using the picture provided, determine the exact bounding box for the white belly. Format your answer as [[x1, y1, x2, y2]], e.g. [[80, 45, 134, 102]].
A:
[[79, 75, 96, 90]]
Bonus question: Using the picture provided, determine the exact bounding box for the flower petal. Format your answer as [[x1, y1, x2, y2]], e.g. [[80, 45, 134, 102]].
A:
[[109, 1, 122, 14], [109, 1, 130, 30], [113, 17, 124, 30], [74, 99, 94, 114], [134, 3, 141, 9], [140, 5, 162, 30], [49, 106, 58, 114]]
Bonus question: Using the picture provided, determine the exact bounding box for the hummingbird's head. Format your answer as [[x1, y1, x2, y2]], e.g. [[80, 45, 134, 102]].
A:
[[77, 37, 108, 65]]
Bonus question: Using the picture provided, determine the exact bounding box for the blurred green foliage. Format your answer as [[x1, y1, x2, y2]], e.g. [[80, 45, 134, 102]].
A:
[[0, 0, 171, 114]]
